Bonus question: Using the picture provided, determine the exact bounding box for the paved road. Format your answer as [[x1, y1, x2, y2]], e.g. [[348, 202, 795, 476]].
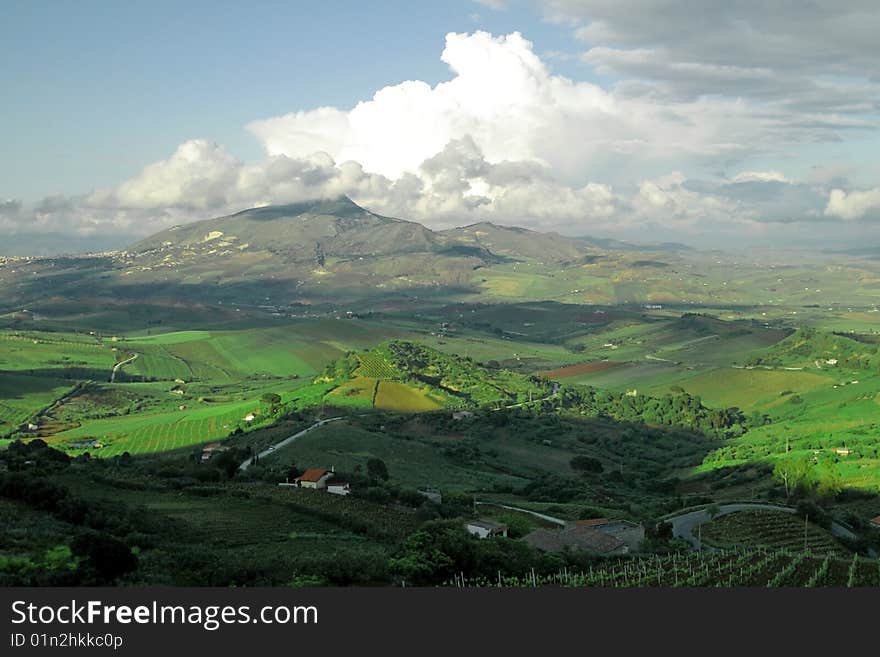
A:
[[665, 503, 859, 551], [474, 501, 567, 527], [238, 416, 343, 471], [109, 354, 138, 383], [502, 385, 559, 410]]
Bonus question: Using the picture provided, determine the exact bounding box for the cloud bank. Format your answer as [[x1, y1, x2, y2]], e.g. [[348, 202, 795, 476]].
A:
[[3, 17, 879, 250]]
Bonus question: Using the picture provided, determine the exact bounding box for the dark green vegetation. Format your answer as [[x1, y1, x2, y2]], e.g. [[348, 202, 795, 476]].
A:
[[695, 510, 845, 554], [450, 549, 880, 587], [2, 199, 880, 586]]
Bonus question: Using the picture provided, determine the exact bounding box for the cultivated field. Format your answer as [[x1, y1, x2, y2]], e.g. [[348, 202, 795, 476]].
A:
[[697, 510, 846, 554]]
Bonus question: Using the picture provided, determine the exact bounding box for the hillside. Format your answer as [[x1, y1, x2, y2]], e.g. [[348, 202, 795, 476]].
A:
[[317, 340, 554, 411], [0, 198, 609, 310], [129, 197, 441, 258], [3, 196, 880, 316], [747, 328, 880, 370], [441, 222, 598, 263], [312, 340, 748, 437]]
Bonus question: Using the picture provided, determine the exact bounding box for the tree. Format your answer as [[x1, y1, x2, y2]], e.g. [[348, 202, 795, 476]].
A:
[[71, 533, 138, 584], [367, 458, 389, 482], [773, 456, 812, 499], [260, 392, 282, 416], [810, 464, 842, 500]]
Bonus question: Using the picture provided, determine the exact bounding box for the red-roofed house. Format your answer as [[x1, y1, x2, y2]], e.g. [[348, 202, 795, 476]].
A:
[[295, 468, 334, 490], [870, 515, 880, 530]]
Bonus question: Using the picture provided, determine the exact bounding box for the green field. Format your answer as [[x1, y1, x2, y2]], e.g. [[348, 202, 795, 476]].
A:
[[261, 420, 524, 491], [668, 367, 830, 411], [326, 377, 378, 409], [0, 330, 114, 379], [38, 378, 314, 456], [46, 399, 262, 456], [374, 381, 442, 412], [0, 373, 75, 437]]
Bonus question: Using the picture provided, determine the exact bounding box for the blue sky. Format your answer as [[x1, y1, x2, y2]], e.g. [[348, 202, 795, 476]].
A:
[[2, 1, 879, 249], [2, 0, 587, 199]]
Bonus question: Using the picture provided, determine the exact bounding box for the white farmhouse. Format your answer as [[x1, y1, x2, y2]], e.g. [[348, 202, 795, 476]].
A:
[[327, 482, 351, 496], [465, 519, 508, 539]]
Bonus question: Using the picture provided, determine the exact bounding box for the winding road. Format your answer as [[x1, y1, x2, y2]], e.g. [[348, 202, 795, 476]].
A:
[[109, 354, 138, 383], [474, 501, 567, 527], [238, 416, 343, 471]]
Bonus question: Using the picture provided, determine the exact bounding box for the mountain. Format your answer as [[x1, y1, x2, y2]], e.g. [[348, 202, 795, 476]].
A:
[[98, 197, 609, 304], [442, 222, 596, 263], [130, 197, 441, 258], [0, 198, 605, 311], [0, 197, 691, 312], [129, 198, 598, 265]]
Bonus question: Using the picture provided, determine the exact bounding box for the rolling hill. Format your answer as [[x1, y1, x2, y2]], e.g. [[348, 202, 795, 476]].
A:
[[129, 197, 442, 258], [3, 196, 879, 320]]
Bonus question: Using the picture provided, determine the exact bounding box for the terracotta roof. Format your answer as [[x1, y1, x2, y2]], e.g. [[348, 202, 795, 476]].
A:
[[297, 468, 330, 483], [575, 518, 610, 528], [870, 515, 880, 525]]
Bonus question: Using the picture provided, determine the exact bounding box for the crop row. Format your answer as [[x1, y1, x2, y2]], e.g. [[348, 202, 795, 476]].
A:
[[445, 549, 880, 588]]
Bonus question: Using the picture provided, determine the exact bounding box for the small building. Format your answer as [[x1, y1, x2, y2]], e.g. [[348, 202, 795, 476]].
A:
[[869, 516, 880, 530], [573, 517, 610, 528], [571, 518, 645, 552], [418, 488, 442, 504], [327, 482, 351, 496], [452, 411, 474, 421], [465, 519, 508, 539], [295, 468, 334, 490], [835, 448, 852, 456], [243, 413, 256, 422], [12, 309, 33, 322], [200, 442, 228, 462], [525, 518, 645, 555], [69, 439, 103, 450]]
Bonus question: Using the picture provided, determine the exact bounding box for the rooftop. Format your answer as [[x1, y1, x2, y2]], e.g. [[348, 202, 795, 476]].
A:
[[297, 468, 331, 483], [574, 518, 610, 528], [524, 527, 626, 554], [467, 519, 508, 532]]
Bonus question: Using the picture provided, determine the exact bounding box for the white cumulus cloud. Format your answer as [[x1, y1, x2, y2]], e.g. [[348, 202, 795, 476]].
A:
[[825, 188, 880, 220]]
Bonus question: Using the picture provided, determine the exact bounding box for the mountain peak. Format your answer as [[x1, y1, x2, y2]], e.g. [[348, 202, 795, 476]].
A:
[[459, 221, 534, 234], [227, 195, 368, 222]]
